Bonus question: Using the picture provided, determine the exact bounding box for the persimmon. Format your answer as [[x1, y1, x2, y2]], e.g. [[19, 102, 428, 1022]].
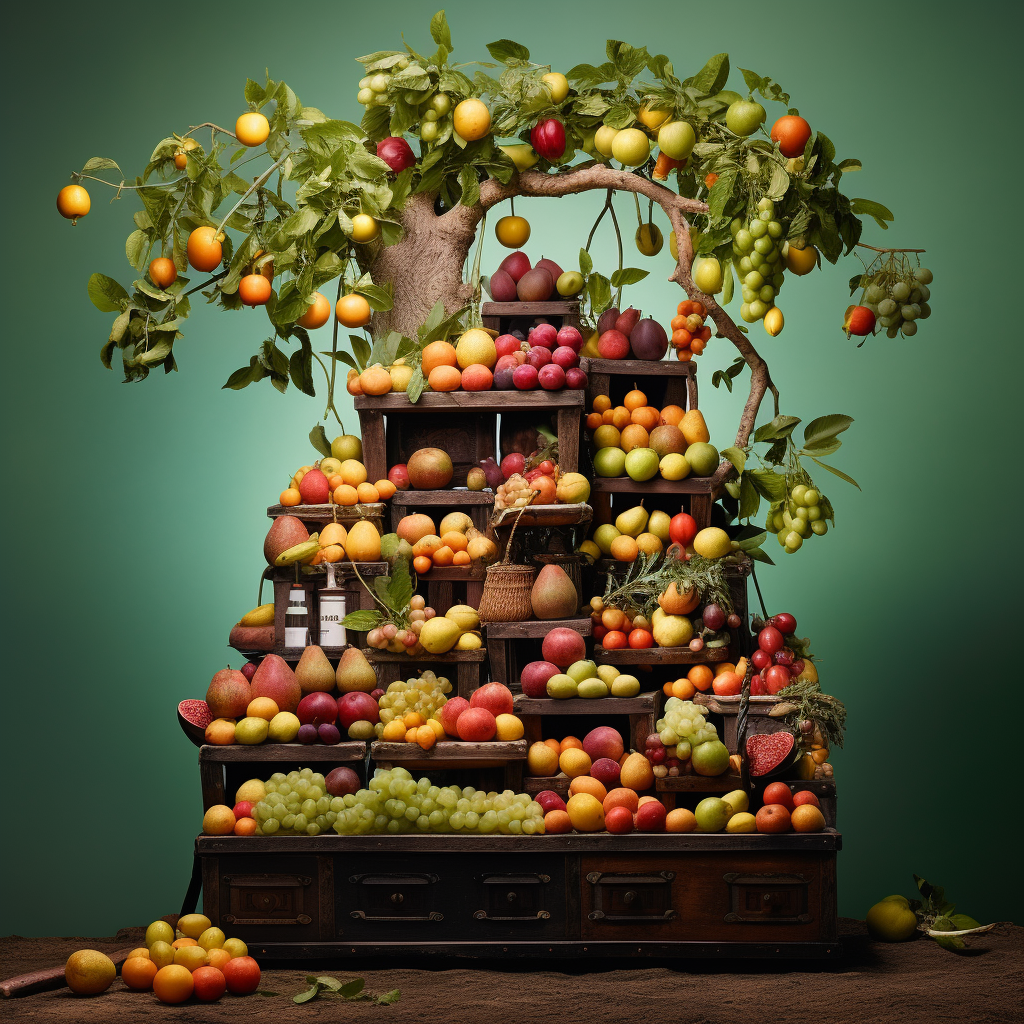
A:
[[235, 111, 270, 147], [297, 291, 331, 329], [56, 184, 90, 223], [149, 257, 177, 289], [238, 274, 272, 306], [770, 115, 812, 158], [187, 227, 223, 272], [335, 293, 372, 327]]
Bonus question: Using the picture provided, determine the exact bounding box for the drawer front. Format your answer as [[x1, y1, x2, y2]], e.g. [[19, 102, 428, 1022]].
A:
[[464, 858, 566, 939], [212, 856, 320, 942]]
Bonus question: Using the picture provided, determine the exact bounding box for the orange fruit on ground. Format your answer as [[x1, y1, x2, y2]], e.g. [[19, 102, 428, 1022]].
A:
[[610, 535, 640, 562], [171, 937, 198, 949], [453, 550, 471, 566], [688, 664, 714, 691], [201, 805, 236, 835], [375, 479, 396, 499], [791, 804, 826, 833], [619, 423, 650, 451], [559, 736, 583, 753], [440, 531, 469, 552], [566, 792, 605, 832], [206, 948, 232, 971], [336, 293, 372, 327], [619, 752, 655, 791], [544, 809, 572, 834], [611, 406, 632, 430], [431, 545, 455, 566], [333, 484, 359, 506], [186, 226, 223, 272], [236, 111, 270, 146], [174, 946, 208, 972], [359, 365, 392, 396], [153, 964, 194, 1004], [569, 775, 607, 801], [559, 747, 592, 778], [191, 965, 227, 1002], [427, 364, 462, 392], [624, 389, 647, 411], [356, 482, 380, 503], [233, 817, 258, 835], [461, 364, 493, 391], [56, 184, 91, 221], [421, 340, 458, 375], [65, 950, 116, 994], [238, 274, 272, 306], [592, 395, 612, 413], [148, 257, 177, 289], [412, 555, 432, 575], [603, 788, 640, 813], [666, 807, 698, 832], [121, 956, 159, 990], [527, 741, 559, 775], [297, 291, 331, 329], [631, 406, 661, 431], [660, 404, 685, 426]]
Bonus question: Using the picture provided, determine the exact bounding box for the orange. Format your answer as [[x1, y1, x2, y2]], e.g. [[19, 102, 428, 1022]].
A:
[[412, 555, 432, 575], [121, 956, 159, 990], [611, 406, 631, 430], [770, 114, 812, 158], [601, 409, 616, 424], [153, 964, 194, 1004], [56, 184, 91, 222], [280, 487, 301, 506], [631, 406, 660, 430], [527, 741, 559, 775], [238, 274, 271, 306], [566, 792, 604, 832], [356, 482, 380, 503], [543, 738, 561, 753], [206, 948, 232, 971], [544, 809, 572, 834], [660, 404, 685, 426], [431, 545, 455, 566], [187, 227, 223, 272], [427, 364, 462, 392], [452, 97, 491, 140], [204, 719, 235, 744], [191, 965, 227, 1002], [601, 607, 627, 632], [336, 293, 371, 328], [333, 484, 358, 506], [297, 291, 331, 329], [559, 747, 592, 778], [624, 389, 647, 411], [619, 423, 649, 451], [403, 711, 425, 728], [586, 412, 604, 430], [327, 474, 344, 491], [440, 531, 468, 553], [593, 395, 612, 413], [416, 727, 437, 750], [687, 664, 714, 692], [412, 534, 442, 558], [346, 370, 363, 396], [559, 736, 583, 753], [714, 661, 737, 676], [359, 365, 392, 396], [201, 805, 236, 835], [421, 340, 458, 375], [171, 937, 198, 949], [569, 776, 607, 801], [236, 111, 270, 146], [452, 550, 471, 566], [233, 817, 258, 835], [603, 788, 639, 813], [670, 678, 697, 700], [666, 808, 697, 832], [461, 364, 493, 391], [246, 697, 279, 721], [690, 339, 705, 355], [375, 479, 397, 499], [609, 535, 640, 562], [149, 257, 177, 289]]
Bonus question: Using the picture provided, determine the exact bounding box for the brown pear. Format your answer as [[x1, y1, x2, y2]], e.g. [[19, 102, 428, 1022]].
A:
[[205, 667, 251, 718], [336, 647, 379, 693], [530, 563, 579, 620], [295, 645, 336, 693], [249, 654, 301, 712], [264, 516, 309, 566]]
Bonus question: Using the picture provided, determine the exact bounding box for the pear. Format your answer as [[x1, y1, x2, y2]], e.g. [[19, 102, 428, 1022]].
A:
[[614, 504, 648, 538], [336, 647, 378, 693], [249, 654, 301, 712], [295, 645, 337, 693], [530, 563, 579, 619], [264, 516, 309, 566], [648, 510, 671, 543]]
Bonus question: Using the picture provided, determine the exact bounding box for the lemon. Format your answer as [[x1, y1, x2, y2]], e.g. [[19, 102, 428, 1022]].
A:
[[659, 453, 690, 480], [176, 913, 212, 940], [146, 920, 174, 948], [65, 950, 116, 995], [866, 898, 918, 941], [693, 527, 732, 559]]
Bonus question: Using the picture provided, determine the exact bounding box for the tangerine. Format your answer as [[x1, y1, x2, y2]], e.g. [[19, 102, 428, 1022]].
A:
[[375, 479, 397, 499], [569, 775, 607, 801], [56, 184, 90, 222], [235, 111, 270, 147], [687, 664, 714, 691], [149, 257, 177, 289], [358, 365, 392, 395], [153, 964, 194, 1004], [460, 364, 493, 391], [592, 395, 612, 413], [623, 388, 647, 410], [297, 292, 331, 328], [336, 293, 372, 327], [333, 484, 359, 506], [356, 482, 380, 503], [427, 364, 462, 392], [238, 274, 272, 306], [412, 555, 432, 574], [421, 340, 458, 374], [121, 956, 158, 990], [559, 736, 583, 753], [660, 404, 684, 426], [187, 227, 223, 272]]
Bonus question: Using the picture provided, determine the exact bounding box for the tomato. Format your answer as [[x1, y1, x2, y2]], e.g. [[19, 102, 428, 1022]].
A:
[[765, 665, 792, 694], [238, 274, 272, 306], [758, 626, 784, 654], [725, 99, 766, 137], [541, 72, 569, 102], [751, 648, 771, 671], [770, 115, 812, 158], [611, 128, 651, 166], [495, 215, 531, 249], [148, 257, 177, 289], [657, 121, 695, 160], [56, 184, 90, 222], [530, 118, 567, 161], [669, 512, 697, 546], [235, 111, 270, 147]]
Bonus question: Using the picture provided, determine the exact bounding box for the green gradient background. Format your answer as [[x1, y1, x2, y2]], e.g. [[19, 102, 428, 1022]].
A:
[[2, 0, 1020, 937]]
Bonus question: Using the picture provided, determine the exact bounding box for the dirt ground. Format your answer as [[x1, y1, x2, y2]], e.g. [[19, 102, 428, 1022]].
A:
[[2, 919, 1021, 1024]]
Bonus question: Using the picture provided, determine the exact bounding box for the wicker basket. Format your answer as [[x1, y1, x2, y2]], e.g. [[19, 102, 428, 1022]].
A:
[[477, 502, 536, 622]]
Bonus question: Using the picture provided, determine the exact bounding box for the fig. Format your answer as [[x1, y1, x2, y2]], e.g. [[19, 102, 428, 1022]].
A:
[[597, 307, 620, 334], [629, 317, 668, 361], [490, 269, 517, 302], [517, 268, 554, 302]]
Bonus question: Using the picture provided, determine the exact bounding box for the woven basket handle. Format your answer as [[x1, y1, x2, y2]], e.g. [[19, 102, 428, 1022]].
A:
[[498, 491, 537, 564]]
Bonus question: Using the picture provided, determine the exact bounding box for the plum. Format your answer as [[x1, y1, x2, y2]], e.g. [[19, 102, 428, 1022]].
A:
[[517, 268, 554, 302], [490, 269, 517, 302]]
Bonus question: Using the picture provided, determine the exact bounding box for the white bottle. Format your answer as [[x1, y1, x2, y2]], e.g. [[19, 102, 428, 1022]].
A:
[[284, 586, 309, 648]]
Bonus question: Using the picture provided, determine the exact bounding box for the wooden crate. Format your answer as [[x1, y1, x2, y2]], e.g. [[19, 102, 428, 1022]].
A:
[[390, 488, 494, 534], [483, 616, 593, 689], [580, 357, 697, 414], [265, 502, 386, 535], [370, 739, 528, 791], [194, 831, 841, 957], [481, 300, 581, 337], [364, 648, 488, 700], [514, 691, 659, 756], [415, 565, 486, 616]]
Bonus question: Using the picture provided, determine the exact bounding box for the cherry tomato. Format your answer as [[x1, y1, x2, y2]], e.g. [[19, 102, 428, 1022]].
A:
[[751, 648, 771, 671], [758, 626, 784, 654], [771, 612, 797, 634]]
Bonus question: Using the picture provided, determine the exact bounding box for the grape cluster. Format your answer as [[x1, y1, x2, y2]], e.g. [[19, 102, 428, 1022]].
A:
[[374, 671, 451, 738], [765, 482, 828, 554], [332, 767, 547, 835], [366, 596, 435, 654], [494, 473, 534, 510], [732, 198, 785, 324], [654, 698, 721, 761], [860, 266, 932, 338], [253, 769, 335, 836]]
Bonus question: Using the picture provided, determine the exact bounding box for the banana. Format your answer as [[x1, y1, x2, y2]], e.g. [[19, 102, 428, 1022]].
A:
[[276, 533, 320, 566], [239, 603, 275, 626]]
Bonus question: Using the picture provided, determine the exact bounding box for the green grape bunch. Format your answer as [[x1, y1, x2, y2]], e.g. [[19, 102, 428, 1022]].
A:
[[765, 478, 832, 555], [374, 670, 451, 737], [852, 251, 933, 339], [732, 198, 786, 324]]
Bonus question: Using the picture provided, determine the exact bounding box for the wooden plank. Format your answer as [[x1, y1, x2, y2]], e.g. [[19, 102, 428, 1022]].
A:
[[371, 740, 527, 762], [266, 502, 385, 523], [594, 646, 731, 665], [491, 503, 592, 528], [363, 648, 486, 663], [484, 617, 592, 639], [556, 405, 580, 474], [354, 390, 584, 411], [580, 358, 696, 378], [199, 743, 367, 763], [695, 694, 780, 714], [513, 692, 657, 716], [655, 772, 744, 793], [589, 464, 733, 494], [523, 773, 571, 796], [482, 301, 580, 317], [416, 565, 485, 581], [392, 490, 494, 505], [357, 409, 387, 483]]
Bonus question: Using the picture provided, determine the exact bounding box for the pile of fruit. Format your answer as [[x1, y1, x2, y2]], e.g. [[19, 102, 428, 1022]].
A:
[[646, 697, 732, 776], [518, 628, 633, 698], [65, 914, 260, 1003], [847, 258, 933, 340], [331, 767, 547, 835], [394, 512, 498, 573], [690, 782, 827, 835], [586, 395, 721, 482], [366, 600, 482, 656], [489, 251, 582, 303], [249, 766, 364, 835], [585, 305, 671, 362], [765, 481, 830, 554], [489, 322, 589, 392], [748, 612, 815, 695], [731, 199, 787, 326], [378, 681, 524, 746], [264, 515, 383, 567], [482, 451, 590, 507], [661, 659, 749, 699], [669, 299, 715, 360], [278, 437, 394, 508]]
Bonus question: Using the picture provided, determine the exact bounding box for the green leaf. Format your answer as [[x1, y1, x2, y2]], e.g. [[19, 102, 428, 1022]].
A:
[[950, 914, 981, 930], [486, 39, 530, 63], [223, 356, 266, 390], [293, 985, 320, 1004], [749, 546, 775, 566], [721, 447, 746, 474], [244, 78, 266, 105], [738, 474, 760, 520], [747, 468, 787, 501], [800, 438, 842, 456], [711, 369, 733, 392], [837, 158, 862, 172], [764, 160, 790, 202], [587, 272, 612, 315], [367, 331, 402, 368], [802, 413, 853, 447], [688, 53, 730, 95], [933, 934, 966, 952], [610, 267, 648, 288], [706, 169, 737, 221], [137, 339, 173, 365], [579, 248, 593, 277], [81, 156, 121, 173], [88, 273, 130, 313], [753, 414, 801, 442], [430, 10, 452, 49], [309, 424, 333, 458], [125, 230, 149, 271], [850, 198, 894, 230], [808, 457, 860, 489], [340, 978, 366, 999], [734, 528, 767, 552], [354, 282, 394, 312], [314, 976, 343, 992], [407, 366, 426, 404], [376, 989, 402, 1005], [342, 610, 385, 631]]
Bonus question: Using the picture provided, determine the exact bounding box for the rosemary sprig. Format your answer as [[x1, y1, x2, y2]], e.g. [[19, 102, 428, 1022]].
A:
[[602, 553, 733, 618], [773, 680, 846, 749]]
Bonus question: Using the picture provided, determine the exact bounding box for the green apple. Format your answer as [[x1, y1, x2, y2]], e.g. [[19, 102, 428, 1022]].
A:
[[567, 659, 598, 683], [684, 442, 720, 477], [610, 674, 641, 697], [331, 434, 363, 462], [624, 447, 659, 481], [593, 447, 627, 477]]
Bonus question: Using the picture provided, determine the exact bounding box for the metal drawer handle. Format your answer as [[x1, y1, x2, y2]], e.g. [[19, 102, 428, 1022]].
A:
[[588, 909, 677, 922], [474, 909, 550, 921], [391, 893, 403, 905], [350, 910, 444, 922]]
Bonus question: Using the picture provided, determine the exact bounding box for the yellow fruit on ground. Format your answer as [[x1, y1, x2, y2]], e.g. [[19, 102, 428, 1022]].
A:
[[866, 897, 919, 941], [197, 927, 225, 951], [528, 741, 559, 775], [559, 747, 592, 778], [680, 409, 710, 445], [495, 713, 524, 741], [146, 920, 175, 948], [121, 955, 159, 990], [65, 950, 116, 995], [692, 527, 732, 559], [453, 98, 491, 140], [152, 964, 194, 1003], [176, 913, 212, 939], [566, 792, 605, 832]]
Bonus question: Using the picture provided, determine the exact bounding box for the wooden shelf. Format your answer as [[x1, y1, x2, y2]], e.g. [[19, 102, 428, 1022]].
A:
[[492, 503, 593, 528], [371, 740, 527, 765], [198, 743, 367, 763], [355, 390, 584, 412], [595, 646, 731, 666], [694, 694, 780, 714], [392, 489, 495, 506], [363, 648, 486, 664], [655, 771, 744, 793], [482, 300, 580, 318], [266, 502, 385, 522], [416, 565, 485, 582], [523, 773, 571, 796], [581, 358, 695, 377], [514, 692, 658, 716], [589, 470, 730, 494], [484, 617, 592, 639], [266, 562, 387, 581]]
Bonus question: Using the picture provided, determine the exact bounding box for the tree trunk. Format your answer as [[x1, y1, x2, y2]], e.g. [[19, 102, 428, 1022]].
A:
[[367, 192, 477, 337]]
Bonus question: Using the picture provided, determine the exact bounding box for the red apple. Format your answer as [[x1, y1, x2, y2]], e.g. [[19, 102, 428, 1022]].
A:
[[564, 367, 588, 390], [456, 707, 497, 741], [495, 334, 521, 358], [529, 323, 558, 349], [530, 118, 567, 161], [534, 790, 567, 814], [583, 726, 625, 763], [635, 799, 667, 832], [437, 696, 470, 737], [596, 330, 630, 359], [755, 804, 792, 833], [605, 805, 635, 834], [520, 660, 560, 698], [541, 627, 587, 668], [387, 464, 410, 490], [512, 364, 539, 390], [296, 691, 337, 726], [500, 453, 526, 480], [765, 664, 791, 694], [668, 512, 698, 546], [792, 790, 820, 808], [498, 251, 531, 283], [551, 346, 579, 369], [336, 691, 380, 730], [843, 304, 875, 337], [590, 757, 622, 788], [470, 682, 514, 717], [556, 325, 583, 351], [298, 468, 330, 504], [762, 781, 794, 809], [376, 136, 416, 173], [538, 363, 566, 390]]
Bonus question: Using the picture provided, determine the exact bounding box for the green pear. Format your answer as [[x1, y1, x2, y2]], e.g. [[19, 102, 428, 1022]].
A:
[[615, 504, 649, 538], [567, 660, 598, 683], [610, 674, 641, 697], [648, 510, 671, 543], [577, 678, 609, 699], [546, 674, 579, 699], [336, 647, 378, 693], [593, 524, 621, 555]]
